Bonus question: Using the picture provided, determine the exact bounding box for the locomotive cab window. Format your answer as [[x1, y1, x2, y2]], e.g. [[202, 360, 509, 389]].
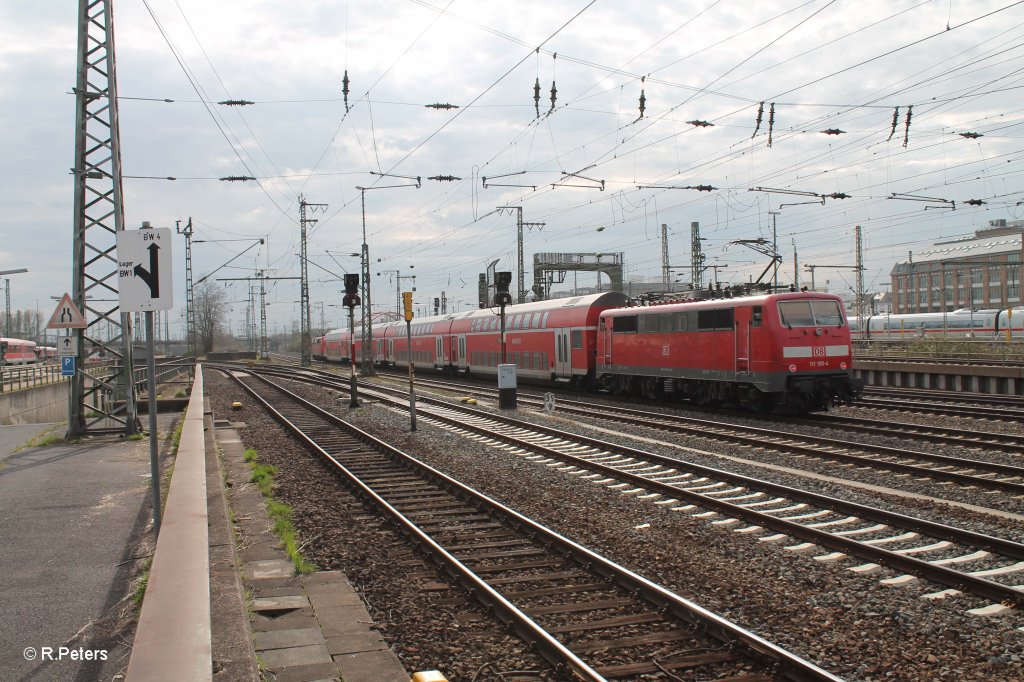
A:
[[778, 300, 844, 328], [752, 306, 763, 327]]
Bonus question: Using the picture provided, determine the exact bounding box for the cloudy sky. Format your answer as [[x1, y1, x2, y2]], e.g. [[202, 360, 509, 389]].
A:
[[3, 0, 1024, 336]]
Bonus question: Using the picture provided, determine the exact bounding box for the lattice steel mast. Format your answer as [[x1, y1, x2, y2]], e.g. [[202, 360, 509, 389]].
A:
[[70, 0, 138, 436], [299, 195, 326, 367], [176, 217, 195, 357]]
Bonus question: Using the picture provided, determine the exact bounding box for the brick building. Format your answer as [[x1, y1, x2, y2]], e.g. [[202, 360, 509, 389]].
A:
[[890, 219, 1023, 314]]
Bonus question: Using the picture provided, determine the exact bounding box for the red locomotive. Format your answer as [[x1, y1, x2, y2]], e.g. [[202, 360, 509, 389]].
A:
[[312, 290, 861, 412], [598, 291, 861, 411]]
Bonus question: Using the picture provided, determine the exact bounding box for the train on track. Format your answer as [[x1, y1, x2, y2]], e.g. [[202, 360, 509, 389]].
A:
[[0, 338, 39, 365], [851, 307, 1024, 340], [314, 290, 861, 412]]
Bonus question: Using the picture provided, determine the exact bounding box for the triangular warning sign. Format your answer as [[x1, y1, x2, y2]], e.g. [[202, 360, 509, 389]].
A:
[[47, 293, 87, 329]]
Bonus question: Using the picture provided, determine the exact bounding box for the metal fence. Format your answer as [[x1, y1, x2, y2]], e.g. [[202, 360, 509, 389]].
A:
[[0, 363, 70, 393], [853, 339, 1024, 364]]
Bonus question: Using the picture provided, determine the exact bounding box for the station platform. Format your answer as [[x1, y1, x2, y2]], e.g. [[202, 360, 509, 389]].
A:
[[0, 366, 414, 681]]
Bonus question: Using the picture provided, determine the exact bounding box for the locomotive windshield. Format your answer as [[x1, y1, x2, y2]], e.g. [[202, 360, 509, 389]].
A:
[[778, 299, 844, 328]]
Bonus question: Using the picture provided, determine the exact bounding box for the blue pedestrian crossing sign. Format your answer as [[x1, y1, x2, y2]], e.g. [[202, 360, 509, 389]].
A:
[[61, 356, 75, 377]]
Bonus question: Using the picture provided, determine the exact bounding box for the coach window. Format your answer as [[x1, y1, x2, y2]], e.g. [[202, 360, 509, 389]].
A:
[[571, 329, 583, 349]]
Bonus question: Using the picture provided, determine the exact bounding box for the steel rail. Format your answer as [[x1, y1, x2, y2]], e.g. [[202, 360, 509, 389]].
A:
[[400, 399, 1024, 608], [219, 367, 843, 682], [370, 372, 1024, 490], [220, 363, 1024, 608]]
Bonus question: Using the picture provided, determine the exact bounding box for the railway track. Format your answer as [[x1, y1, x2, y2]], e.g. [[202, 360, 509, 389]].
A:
[[863, 386, 1024, 406], [363, 371, 1024, 496], [854, 395, 1022, 420], [220, 367, 839, 682], [221, 363, 1024, 613]]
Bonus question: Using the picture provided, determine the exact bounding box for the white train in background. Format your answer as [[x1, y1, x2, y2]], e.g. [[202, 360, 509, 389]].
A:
[[851, 307, 1024, 340]]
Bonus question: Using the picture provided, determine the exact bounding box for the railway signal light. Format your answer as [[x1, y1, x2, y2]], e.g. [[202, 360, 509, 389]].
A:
[[343, 274, 360, 308], [495, 271, 512, 306]]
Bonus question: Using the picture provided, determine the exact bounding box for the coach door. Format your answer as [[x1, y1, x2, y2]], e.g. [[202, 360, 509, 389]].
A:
[[735, 306, 752, 375], [555, 328, 572, 377], [456, 334, 467, 371]]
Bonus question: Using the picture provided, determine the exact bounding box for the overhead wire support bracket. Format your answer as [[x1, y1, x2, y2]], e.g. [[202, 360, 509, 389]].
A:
[[553, 164, 604, 191], [369, 170, 422, 188], [482, 171, 536, 190], [748, 186, 819, 198], [888, 192, 956, 210]]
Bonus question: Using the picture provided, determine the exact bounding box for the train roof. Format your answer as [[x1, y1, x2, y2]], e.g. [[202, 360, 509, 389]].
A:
[[450, 291, 630, 322], [602, 290, 842, 315], [320, 291, 631, 336]]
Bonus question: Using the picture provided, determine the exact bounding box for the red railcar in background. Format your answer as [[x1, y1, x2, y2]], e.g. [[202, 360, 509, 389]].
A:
[[0, 338, 39, 365]]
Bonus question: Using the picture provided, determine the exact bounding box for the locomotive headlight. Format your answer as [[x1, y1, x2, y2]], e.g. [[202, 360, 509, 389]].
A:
[[840, 362, 848, 370], [815, 327, 823, 336], [788, 364, 797, 372]]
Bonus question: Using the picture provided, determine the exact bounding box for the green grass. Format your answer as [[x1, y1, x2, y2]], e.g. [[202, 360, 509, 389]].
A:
[[128, 433, 145, 441], [133, 561, 152, 605], [16, 429, 63, 452], [244, 449, 315, 575], [171, 417, 185, 450]]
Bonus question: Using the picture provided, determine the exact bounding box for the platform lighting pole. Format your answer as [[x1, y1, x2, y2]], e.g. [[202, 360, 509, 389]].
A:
[[356, 176, 420, 374]]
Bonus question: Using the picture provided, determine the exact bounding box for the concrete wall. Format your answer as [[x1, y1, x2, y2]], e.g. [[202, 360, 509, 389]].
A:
[[0, 383, 68, 425]]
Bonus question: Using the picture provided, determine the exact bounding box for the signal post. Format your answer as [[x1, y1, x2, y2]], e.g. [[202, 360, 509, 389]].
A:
[[403, 291, 417, 431], [494, 272, 516, 410], [343, 274, 360, 408]]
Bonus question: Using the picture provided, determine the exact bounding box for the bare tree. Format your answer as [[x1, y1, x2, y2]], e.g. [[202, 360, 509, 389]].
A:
[[194, 281, 228, 354]]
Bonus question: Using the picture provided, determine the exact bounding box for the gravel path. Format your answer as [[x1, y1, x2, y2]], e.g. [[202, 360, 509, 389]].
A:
[[208, 370, 1024, 681]]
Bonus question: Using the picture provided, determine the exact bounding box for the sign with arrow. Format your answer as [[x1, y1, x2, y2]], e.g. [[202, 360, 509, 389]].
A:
[[58, 334, 78, 356], [117, 227, 173, 311]]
